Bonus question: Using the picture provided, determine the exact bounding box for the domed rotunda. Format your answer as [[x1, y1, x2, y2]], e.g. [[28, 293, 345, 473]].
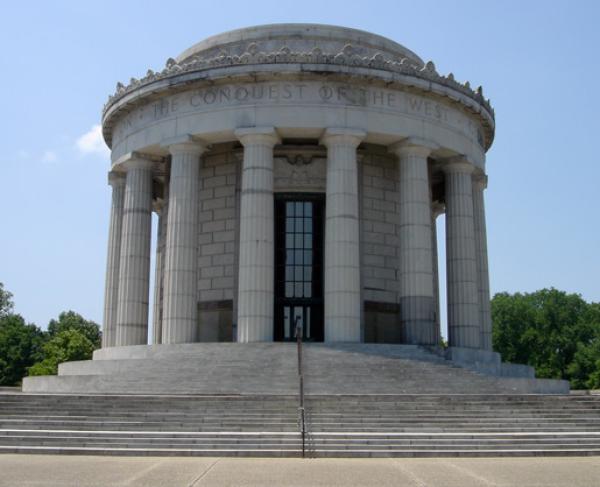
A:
[[23, 24, 568, 395]]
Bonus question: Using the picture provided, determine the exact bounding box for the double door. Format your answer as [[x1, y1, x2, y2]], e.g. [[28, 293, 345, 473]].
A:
[[274, 194, 324, 341]]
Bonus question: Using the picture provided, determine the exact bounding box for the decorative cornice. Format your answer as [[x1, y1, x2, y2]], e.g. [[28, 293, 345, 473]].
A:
[[102, 43, 494, 122]]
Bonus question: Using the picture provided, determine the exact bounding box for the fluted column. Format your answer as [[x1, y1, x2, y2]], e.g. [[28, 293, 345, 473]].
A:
[[102, 172, 125, 348], [321, 128, 365, 342], [235, 127, 279, 342], [115, 158, 154, 346], [162, 141, 205, 344], [431, 202, 445, 346], [152, 198, 166, 345], [390, 140, 436, 345], [473, 173, 492, 350], [444, 160, 480, 349]]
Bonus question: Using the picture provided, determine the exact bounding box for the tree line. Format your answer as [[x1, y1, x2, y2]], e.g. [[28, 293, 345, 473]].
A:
[[492, 288, 600, 390], [0, 283, 100, 386], [0, 282, 599, 389]]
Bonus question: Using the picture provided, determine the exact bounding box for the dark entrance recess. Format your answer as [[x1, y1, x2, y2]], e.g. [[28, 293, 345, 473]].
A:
[[274, 194, 325, 342]]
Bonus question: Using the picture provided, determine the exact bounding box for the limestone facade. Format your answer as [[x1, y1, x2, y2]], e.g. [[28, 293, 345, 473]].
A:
[[100, 24, 495, 351]]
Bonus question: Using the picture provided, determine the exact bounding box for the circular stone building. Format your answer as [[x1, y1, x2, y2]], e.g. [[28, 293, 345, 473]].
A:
[[23, 24, 570, 395], [100, 23, 495, 351]]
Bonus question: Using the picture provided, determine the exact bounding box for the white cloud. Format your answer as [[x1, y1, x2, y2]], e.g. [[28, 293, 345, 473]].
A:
[[76, 124, 109, 156], [17, 150, 29, 159], [41, 150, 58, 164]]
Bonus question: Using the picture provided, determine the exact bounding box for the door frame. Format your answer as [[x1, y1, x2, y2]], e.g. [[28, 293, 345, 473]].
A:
[[273, 192, 325, 342]]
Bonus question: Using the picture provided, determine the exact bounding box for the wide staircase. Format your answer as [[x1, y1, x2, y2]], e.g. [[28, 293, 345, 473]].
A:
[[0, 393, 599, 457], [7, 342, 599, 456]]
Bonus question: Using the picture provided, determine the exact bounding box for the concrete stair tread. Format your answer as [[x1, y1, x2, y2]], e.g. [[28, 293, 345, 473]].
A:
[[23, 343, 565, 395], [1, 393, 599, 457]]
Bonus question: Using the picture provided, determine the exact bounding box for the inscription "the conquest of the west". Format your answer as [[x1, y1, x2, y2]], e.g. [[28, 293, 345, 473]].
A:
[[113, 81, 481, 144]]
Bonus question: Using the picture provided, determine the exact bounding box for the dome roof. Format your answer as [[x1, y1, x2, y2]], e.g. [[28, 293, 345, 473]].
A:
[[102, 23, 494, 151], [176, 23, 424, 66]]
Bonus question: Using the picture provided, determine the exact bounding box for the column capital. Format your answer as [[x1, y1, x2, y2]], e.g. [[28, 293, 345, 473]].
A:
[[320, 128, 366, 148], [389, 137, 438, 158], [442, 156, 475, 175], [114, 152, 157, 171], [107, 171, 126, 187], [234, 126, 280, 147], [122, 157, 154, 172], [473, 172, 488, 190], [161, 134, 207, 156]]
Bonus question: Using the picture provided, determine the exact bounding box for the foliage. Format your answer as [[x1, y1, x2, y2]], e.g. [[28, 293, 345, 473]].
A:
[[568, 338, 600, 390], [0, 282, 14, 318], [27, 311, 101, 377], [0, 283, 102, 383], [47, 311, 101, 348], [492, 289, 600, 388], [28, 329, 95, 376], [0, 314, 44, 385], [567, 303, 600, 389]]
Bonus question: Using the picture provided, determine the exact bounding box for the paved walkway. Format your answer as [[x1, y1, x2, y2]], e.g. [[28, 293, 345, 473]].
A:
[[0, 455, 599, 486]]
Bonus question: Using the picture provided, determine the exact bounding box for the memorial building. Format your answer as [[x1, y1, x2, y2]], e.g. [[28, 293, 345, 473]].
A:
[[102, 23, 494, 349], [22, 24, 568, 395]]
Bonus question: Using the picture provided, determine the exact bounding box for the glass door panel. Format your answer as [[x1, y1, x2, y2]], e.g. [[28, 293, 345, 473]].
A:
[[274, 194, 324, 342]]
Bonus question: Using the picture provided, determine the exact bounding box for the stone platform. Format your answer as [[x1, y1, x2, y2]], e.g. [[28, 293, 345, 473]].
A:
[[21, 344, 568, 395]]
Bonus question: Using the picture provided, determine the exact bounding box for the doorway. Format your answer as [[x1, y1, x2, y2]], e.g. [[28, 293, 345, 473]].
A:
[[274, 194, 324, 341]]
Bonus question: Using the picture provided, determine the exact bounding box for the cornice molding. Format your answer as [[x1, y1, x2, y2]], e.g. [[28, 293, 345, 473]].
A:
[[103, 42, 494, 125]]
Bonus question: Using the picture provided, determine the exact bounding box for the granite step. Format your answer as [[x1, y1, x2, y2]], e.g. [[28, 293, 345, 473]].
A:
[[1, 393, 599, 456], [22, 343, 568, 395]]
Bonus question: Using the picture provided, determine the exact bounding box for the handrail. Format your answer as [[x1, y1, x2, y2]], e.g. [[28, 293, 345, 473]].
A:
[[295, 317, 305, 458]]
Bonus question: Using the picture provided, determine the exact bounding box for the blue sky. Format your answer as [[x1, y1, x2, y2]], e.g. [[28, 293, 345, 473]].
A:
[[1, 1, 599, 336]]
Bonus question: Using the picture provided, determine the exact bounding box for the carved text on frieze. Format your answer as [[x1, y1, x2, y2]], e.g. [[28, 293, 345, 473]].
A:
[[115, 81, 480, 143]]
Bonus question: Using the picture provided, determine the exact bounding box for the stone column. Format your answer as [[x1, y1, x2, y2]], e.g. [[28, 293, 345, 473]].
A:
[[473, 173, 493, 350], [101, 172, 125, 348], [444, 160, 480, 349], [115, 157, 154, 346], [152, 198, 166, 345], [321, 128, 366, 342], [162, 141, 205, 344], [431, 202, 445, 346], [389, 140, 436, 345], [235, 127, 279, 342]]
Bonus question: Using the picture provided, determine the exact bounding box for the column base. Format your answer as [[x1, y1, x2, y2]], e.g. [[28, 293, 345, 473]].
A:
[[399, 296, 437, 345], [445, 346, 536, 379]]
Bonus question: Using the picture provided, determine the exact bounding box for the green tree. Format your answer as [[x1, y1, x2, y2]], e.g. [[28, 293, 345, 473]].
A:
[[0, 314, 44, 385], [568, 338, 600, 389], [47, 311, 101, 348], [567, 302, 600, 389], [28, 329, 95, 376], [0, 282, 14, 318], [492, 289, 600, 387], [0, 284, 102, 381], [27, 311, 101, 376]]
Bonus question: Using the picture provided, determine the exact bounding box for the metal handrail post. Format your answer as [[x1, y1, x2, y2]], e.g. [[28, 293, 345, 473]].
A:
[[295, 318, 305, 457]]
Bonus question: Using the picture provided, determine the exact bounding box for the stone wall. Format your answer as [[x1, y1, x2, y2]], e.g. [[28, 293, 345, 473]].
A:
[[196, 145, 240, 341], [152, 144, 447, 344], [360, 149, 401, 342]]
